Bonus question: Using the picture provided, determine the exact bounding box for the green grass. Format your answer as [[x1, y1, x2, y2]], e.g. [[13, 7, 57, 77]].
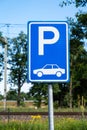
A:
[[0, 106, 86, 112], [0, 106, 48, 112], [0, 118, 87, 130]]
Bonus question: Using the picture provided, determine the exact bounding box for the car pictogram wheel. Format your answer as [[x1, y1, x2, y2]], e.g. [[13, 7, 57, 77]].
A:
[[37, 71, 43, 77], [56, 71, 62, 77]]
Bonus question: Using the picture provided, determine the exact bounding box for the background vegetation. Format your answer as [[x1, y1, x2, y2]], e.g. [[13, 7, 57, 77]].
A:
[[0, 0, 87, 110], [0, 118, 87, 130]]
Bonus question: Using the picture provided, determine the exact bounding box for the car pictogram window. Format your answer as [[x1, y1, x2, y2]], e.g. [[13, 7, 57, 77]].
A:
[[53, 65, 59, 69], [44, 65, 52, 69]]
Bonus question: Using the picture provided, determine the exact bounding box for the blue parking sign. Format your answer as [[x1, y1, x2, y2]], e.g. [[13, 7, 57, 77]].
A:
[[27, 21, 69, 82]]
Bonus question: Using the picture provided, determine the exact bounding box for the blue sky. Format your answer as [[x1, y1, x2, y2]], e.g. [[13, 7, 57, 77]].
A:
[[0, 0, 86, 37], [0, 0, 87, 94], [0, 0, 78, 24], [0, 0, 87, 27]]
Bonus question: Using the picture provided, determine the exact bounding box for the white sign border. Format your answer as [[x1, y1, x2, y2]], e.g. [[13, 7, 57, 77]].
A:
[[28, 21, 69, 82]]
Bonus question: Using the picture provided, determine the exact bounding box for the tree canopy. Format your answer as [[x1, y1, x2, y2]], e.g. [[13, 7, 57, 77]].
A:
[[8, 31, 27, 106], [61, 0, 87, 7]]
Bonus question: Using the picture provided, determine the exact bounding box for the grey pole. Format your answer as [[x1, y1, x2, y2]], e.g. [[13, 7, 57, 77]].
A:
[[48, 84, 54, 130], [0, 37, 7, 111], [4, 43, 7, 111]]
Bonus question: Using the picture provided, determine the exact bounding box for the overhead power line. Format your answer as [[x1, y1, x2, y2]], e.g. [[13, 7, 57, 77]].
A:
[[0, 23, 27, 38]]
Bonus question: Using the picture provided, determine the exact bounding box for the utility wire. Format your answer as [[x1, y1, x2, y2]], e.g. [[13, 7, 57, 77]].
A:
[[0, 23, 27, 38]]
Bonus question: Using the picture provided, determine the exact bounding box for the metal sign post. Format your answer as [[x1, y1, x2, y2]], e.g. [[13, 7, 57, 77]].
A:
[[48, 84, 54, 130]]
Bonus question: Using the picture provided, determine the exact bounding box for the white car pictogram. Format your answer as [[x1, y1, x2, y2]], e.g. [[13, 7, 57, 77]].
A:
[[33, 64, 65, 77]]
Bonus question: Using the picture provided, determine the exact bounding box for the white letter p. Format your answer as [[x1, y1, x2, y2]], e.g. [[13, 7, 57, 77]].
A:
[[38, 26, 60, 55]]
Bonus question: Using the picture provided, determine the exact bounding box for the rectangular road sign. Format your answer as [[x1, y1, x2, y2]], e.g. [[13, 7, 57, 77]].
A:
[[27, 21, 69, 82]]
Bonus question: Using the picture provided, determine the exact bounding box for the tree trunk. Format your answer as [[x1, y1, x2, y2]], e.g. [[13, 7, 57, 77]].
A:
[[17, 86, 21, 106], [17, 77, 21, 106]]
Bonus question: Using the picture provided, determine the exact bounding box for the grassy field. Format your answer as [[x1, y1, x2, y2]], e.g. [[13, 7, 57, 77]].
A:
[[0, 117, 87, 130], [0, 100, 86, 112], [0, 106, 86, 112]]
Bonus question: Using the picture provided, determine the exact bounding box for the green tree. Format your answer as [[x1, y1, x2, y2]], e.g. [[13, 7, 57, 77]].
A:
[[8, 31, 27, 106], [29, 83, 48, 108], [60, 0, 87, 108], [62, 0, 87, 108], [72, 14, 87, 106], [7, 89, 29, 106], [53, 83, 69, 107], [60, 0, 87, 7], [0, 94, 3, 100], [6, 89, 17, 100]]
